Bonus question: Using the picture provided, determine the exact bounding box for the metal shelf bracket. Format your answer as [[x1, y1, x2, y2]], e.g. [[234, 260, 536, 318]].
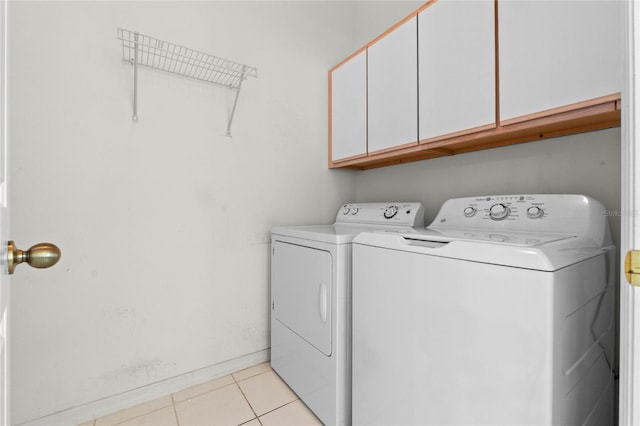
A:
[[117, 28, 257, 136]]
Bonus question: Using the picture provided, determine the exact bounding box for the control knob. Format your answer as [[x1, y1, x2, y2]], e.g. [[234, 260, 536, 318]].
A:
[[342, 205, 350, 215], [527, 206, 544, 219], [463, 207, 477, 217], [489, 203, 510, 221], [351, 207, 359, 215], [384, 205, 399, 219]]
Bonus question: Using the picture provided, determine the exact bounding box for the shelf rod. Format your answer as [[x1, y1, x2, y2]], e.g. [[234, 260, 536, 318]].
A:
[[132, 31, 139, 122], [226, 66, 246, 137]]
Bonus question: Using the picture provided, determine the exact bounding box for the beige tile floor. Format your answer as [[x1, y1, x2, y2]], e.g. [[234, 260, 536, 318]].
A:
[[79, 362, 322, 426]]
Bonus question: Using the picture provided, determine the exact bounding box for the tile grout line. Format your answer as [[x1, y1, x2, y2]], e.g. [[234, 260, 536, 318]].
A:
[[92, 364, 274, 426], [171, 394, 180, 426], [233, 363, 272, 382], [256, 398, 302, 419], [105, 397, 180, 426], [172, 378, 235, 406], [233, 373, 261, 424], [234, 370, 303, 424]]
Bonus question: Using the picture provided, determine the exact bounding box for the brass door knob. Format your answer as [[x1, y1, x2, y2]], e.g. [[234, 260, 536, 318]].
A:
[[626, 250, 640, 287], [7, 241, 61, 275]]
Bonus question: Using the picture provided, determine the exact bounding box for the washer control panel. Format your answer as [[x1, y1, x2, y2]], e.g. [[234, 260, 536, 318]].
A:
[[429, 194, 608, 242], [336, 202, 424, 227], [449, 195, 548, 223]]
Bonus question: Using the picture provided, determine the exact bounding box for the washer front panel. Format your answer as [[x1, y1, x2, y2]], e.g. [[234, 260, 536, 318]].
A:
[[351, 243, 615, 426]]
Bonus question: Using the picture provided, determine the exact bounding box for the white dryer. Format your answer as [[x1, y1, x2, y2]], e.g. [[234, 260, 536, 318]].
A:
[[271, 202, 425, 425], [352, 194, 616, 426]]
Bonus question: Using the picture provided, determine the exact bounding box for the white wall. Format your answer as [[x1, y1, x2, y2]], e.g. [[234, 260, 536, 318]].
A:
[[353, 1, 424, 45], [343, 0, 428, 171], [7, 1, 365, 424]]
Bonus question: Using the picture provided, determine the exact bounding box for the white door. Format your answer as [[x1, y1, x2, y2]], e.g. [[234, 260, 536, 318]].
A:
[[0, 0, 9, 423], [0, 3, 61, 423], [620, 1, 640, 424]]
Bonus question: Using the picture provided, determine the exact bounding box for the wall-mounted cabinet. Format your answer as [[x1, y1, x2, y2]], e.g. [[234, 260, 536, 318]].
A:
[[330, 50, 367, 163], [367, 16, 419, 154], [418, 0, 495, 142], [329, 0, 622, 170], [498, 0, 622, 123]]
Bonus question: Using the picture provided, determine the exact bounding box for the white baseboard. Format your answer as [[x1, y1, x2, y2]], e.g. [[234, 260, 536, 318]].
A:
[[18, 349, 270, 426]]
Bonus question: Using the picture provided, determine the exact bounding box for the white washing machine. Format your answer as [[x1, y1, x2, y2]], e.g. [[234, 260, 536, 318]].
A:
[[271, 202, 425, 425], [352, 194, 616, 426]]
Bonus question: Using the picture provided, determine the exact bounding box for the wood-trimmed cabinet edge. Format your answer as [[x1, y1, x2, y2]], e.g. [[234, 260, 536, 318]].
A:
[[328, 0, 622, 170]]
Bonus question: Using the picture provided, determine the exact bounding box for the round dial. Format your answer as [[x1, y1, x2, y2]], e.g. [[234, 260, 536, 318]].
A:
[[463, 207, 477, 217], [527, 206, 544, 219], [489, 203, 510, 221], [350, 207, 359, 215], [384, 205, 399, 219], [342, 205, 350, 215]]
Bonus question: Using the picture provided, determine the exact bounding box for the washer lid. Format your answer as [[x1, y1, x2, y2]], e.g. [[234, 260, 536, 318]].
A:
[[354, 229, 609, 271], [392, 227, 576, 246]]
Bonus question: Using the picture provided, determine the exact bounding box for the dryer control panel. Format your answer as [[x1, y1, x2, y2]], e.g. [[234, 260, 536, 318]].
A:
[[430, 194, 610, 246], [335, 202, 424, 227]]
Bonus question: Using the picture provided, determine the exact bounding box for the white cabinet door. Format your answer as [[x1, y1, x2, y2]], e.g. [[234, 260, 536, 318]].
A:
[[368, 16, 418, 154], [499, 0, 623, 122], [418, 0, 495, 141], [330, 50, 367, 162]]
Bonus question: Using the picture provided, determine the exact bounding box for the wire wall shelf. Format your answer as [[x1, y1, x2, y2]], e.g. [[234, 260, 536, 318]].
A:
[[118, 28, 258, 136]]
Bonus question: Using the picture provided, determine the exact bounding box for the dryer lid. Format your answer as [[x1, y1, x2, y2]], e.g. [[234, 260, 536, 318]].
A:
[[272, 224, 414, 245]]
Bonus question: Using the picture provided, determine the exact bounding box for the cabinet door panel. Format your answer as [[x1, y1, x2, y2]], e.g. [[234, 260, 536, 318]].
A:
[[499, 0, 622, 122], [368, 17, 418, 153], [330, 50, 367, 162], [419, 0, 495, 141]]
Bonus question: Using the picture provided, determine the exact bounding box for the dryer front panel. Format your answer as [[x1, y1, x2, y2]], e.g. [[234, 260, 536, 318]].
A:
[[272, 241, 332, 356]]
